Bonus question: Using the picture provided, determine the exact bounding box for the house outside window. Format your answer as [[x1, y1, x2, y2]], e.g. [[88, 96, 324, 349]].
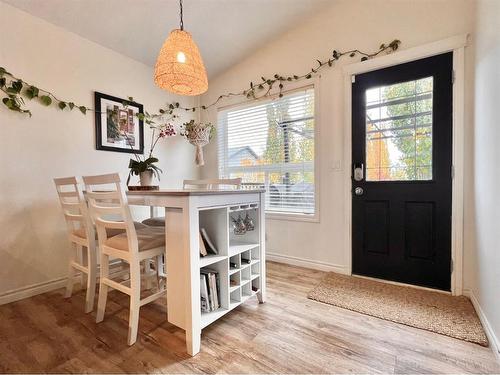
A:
[[217, 87, 316, 218]]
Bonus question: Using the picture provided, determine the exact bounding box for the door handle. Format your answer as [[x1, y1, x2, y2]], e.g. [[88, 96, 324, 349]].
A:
[[354, 187, 364, 196], [353, 163, 364, 181]]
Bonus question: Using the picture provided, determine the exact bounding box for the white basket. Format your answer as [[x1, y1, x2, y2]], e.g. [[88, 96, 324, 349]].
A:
[[187, 127, 211, 166]]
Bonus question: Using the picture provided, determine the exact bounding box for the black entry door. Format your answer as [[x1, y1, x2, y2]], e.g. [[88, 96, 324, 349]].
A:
[[352, 53, 453, 291]]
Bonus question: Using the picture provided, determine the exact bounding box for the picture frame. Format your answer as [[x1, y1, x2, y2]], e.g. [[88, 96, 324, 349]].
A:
[[94, 91, 144, 154]]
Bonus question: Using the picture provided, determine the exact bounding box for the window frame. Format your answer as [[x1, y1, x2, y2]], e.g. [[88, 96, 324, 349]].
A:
[[216, 80, 320, 222]]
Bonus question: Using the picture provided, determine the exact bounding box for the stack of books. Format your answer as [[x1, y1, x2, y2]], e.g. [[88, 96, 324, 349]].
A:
[[200, 268, 220, 313]]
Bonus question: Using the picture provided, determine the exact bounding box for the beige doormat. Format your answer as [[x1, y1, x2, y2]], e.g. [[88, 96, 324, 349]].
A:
[[308, 273, 488, 346]]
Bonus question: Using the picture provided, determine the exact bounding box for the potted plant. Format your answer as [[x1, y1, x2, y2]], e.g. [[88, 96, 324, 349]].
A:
[[180, 120, 216, 166], [126, 123, 176, 186]]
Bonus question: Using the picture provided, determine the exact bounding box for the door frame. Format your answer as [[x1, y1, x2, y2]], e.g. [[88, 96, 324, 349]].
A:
[[342, 34, 468, 296]]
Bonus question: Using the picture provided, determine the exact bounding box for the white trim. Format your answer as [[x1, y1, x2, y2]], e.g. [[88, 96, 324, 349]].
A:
[[451, 47, 465, 296], [0, 277, 67, 305], [0, 259, 125, 305], [342, 35, 468, 295], [266, 212, 319, 223], [343, 34, 468, 75], [463, 289, 500, 361], [267, 251, 348, 274]]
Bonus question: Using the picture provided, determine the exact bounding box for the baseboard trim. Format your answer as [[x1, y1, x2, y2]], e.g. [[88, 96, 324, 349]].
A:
[[267, 252, 348, 274], [463, 288, 500, 361], [0, 277, 67, 306]]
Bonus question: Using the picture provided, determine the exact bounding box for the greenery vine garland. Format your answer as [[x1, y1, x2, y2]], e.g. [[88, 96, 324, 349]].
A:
[[0, 39, 400, 119]]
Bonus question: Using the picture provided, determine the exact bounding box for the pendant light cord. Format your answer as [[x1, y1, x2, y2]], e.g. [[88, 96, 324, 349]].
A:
[[179, 0, 184, 30]]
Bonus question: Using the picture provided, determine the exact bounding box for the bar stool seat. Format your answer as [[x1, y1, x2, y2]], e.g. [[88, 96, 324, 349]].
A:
[[73, 221, 148, 239], [141, 217, 166, 227], [105, 226, 165, 252]]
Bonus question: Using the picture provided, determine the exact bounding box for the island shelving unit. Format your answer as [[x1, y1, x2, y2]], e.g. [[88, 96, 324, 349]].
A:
[[126, 188, 265, 356], [198, 202, 263, 329]]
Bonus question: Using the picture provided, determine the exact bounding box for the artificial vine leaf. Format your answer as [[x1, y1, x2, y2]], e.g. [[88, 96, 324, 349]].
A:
[[3, 97, 17, 109], [6, 80, 23, 94], [389, 39, 401, 50], [58, 101, 67, 110], [0, 77, 5, 87], [25, 86, 39, 99], [40, 95, 52, 106], [2, 97, 30, 116], [79, 106, 87, 114], [68, 102, 75, 110], [361, 56, 368, 62], [0, 67, 6, 77]]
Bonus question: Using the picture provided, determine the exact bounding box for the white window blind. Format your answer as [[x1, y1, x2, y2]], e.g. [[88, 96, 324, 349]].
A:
[[218, 87, 315, 215]]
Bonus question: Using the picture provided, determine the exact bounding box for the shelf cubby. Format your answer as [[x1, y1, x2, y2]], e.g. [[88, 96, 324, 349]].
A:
[[229, 271, 241, 292], [241, 282, 252, 299], [229, 287, 241, 309], [251, 277, 261, 295], [199, 207, 228, 260], [241, 265, 251, 283]]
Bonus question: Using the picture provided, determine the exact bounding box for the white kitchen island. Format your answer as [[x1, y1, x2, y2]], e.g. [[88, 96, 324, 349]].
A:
[[126, 189, 266, 356]]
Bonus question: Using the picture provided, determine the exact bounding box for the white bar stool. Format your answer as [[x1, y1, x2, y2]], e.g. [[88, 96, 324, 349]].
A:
[[83, 173, 166, 345]]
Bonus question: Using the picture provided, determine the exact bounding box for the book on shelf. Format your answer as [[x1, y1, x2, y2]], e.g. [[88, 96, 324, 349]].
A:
[[200, 268, 220, 312], [200, 274, 210, 313], [200, 228, 218, 255], [199, 232, 208, 257]]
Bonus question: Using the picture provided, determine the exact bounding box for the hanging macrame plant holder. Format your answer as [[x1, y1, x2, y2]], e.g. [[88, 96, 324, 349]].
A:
[[186, 126, 210, 166]]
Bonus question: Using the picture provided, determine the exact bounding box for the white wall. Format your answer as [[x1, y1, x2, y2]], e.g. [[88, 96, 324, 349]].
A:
[[200, 0, 475, 272], [0, 3, 198, 296], [464, 0, 500, 352]]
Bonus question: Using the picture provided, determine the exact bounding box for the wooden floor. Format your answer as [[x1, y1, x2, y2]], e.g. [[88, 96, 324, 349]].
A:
[[0, 262, 498, 374]]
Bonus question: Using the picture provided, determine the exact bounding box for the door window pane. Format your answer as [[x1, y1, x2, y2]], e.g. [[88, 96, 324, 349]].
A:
[[365, 77, 433, 181]]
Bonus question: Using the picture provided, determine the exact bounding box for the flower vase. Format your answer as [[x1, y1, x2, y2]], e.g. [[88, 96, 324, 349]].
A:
[[140, 170, 154, 186]]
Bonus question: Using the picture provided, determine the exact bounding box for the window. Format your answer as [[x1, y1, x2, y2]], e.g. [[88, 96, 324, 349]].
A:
[[365, 77, 433, 181], [218, 87, 316, 216]]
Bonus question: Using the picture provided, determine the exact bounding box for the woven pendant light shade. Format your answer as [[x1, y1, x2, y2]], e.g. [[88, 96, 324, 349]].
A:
[[154, 29, 208, 96]]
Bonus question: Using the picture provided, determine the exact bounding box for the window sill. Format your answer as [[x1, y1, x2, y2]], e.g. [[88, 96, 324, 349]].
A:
[[265, 212, 319, 223]]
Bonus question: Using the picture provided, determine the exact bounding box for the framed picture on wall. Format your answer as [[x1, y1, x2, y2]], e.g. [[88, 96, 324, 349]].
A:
[[94, 91, 144, 154]]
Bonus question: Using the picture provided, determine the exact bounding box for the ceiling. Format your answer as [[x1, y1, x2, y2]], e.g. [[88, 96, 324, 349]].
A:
[[2, 0, 331, 78]]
